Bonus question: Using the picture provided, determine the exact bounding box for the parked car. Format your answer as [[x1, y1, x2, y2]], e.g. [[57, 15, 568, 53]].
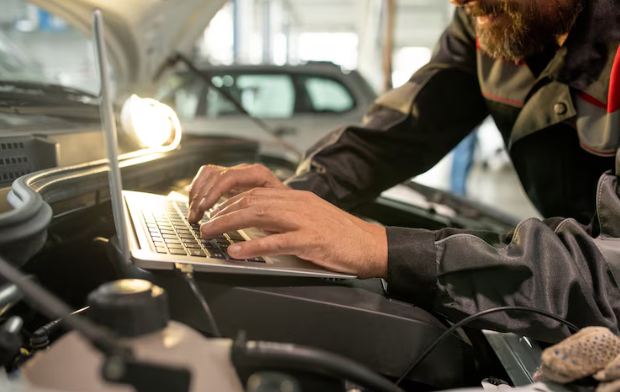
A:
[[155, 62, 377, 152]]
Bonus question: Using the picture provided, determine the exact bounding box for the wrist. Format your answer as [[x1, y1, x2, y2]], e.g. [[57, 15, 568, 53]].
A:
[[368, 224, 388, 279]]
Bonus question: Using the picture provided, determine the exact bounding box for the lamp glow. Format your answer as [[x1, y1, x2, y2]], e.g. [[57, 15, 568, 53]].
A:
[[121, 95, 182, 150]]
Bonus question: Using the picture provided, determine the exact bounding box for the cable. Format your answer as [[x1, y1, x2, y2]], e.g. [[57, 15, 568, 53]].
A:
[[174, 263, 222, 338], [233, 332, 405, 392], [395, 306, 580, 386], [168, 53, 302, 159], [30, 306, 89, 350]]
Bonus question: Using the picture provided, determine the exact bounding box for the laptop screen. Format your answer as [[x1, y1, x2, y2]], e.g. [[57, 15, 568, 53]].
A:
[[92, 9, 130, 261]]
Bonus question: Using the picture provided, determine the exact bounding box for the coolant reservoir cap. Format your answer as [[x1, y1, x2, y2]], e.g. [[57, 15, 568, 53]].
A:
[[87, 279, 169, 337]]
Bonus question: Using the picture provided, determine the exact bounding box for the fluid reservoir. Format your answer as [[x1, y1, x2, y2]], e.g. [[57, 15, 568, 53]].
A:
[[20, 280, 243, 392]]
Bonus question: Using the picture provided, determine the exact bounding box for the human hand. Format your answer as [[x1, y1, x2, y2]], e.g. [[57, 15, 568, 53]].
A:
[[201, 188, 388, 279], [188, 163, 288, 223]]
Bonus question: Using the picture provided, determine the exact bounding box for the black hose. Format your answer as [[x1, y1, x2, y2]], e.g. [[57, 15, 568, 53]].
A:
[[234, 337, 405, 392]]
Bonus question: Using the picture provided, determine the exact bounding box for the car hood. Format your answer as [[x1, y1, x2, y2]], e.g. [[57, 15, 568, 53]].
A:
[[25, 0, 226, 99]]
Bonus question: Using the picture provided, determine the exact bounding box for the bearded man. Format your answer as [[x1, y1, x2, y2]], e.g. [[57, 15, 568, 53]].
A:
[[188, 0, 620, 342]]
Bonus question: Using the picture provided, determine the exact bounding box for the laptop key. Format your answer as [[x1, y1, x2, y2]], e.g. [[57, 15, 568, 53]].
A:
[[167, 244, 184, 250], [156, 247, 168, 254], [185, 243, 202, 249], [188, 249, 206, 257], [153, 241, 165, 247], [164, 239, 182, 245], [160, 230, 176, 235], [170, 249, 188, 256], [247, 257, 265, 263], [209, 251, 225, 259]]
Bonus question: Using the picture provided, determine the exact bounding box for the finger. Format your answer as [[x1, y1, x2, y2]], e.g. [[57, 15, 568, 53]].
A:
[[211, 196, 303, 222], [200, 207, 298, 239], [190, 168, 221, 210], [188, 165, 223, 206], [191, 166, 279, 220], [227, 233, 304, 259], [210, 188, 291, 218]]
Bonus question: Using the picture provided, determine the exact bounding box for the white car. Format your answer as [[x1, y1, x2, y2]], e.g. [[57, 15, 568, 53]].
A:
[[155, 63, 377, 152]]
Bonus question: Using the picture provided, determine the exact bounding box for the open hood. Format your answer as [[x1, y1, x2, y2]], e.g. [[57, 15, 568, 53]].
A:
[[25, 0, 226, 99]]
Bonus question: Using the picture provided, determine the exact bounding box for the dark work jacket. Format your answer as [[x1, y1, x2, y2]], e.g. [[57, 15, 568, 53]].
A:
[[285, 7, 620, 342]]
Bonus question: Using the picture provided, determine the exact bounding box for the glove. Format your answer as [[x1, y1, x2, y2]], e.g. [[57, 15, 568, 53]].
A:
[[534, 327, 620, 383]]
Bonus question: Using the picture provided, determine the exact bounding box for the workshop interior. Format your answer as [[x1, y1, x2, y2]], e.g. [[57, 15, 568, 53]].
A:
[[1, 0, 620, 391]]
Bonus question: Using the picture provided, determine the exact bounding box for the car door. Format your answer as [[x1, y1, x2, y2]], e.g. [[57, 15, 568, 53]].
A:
[[292, 74, 367, 150]]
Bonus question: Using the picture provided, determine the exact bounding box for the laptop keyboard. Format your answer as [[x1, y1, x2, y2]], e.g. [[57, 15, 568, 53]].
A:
[[140, 201, 265, 263]]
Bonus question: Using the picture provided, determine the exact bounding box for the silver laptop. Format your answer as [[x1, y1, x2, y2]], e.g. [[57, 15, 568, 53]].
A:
[[92, 10, 355, 279]]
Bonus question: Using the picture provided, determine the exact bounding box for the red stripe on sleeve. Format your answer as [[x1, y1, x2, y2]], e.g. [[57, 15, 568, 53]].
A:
[[580, 92, 608, 109], [609, 43, 620, 113]]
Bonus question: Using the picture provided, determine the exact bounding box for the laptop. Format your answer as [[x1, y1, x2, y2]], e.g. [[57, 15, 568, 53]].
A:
[[92, 10, 355, 279]]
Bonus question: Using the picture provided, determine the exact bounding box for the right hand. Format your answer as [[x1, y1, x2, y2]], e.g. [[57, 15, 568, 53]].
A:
[[187, 163, 288, 223]]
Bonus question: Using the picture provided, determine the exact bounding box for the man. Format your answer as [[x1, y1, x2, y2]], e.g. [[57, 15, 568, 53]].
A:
[[187, 0, 620, 343]]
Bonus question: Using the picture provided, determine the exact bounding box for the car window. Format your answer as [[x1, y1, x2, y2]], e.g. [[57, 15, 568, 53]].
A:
[[157, 75, 202, 120], [302, 76, 355, 113], [205, 74, 295, 119]]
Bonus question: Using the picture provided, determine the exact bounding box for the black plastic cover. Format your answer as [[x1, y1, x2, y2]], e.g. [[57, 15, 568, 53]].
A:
[[88, 279, 169, 337]]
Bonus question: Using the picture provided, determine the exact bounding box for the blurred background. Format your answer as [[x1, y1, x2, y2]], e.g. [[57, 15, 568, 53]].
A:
[[0, 0, 541, 219]]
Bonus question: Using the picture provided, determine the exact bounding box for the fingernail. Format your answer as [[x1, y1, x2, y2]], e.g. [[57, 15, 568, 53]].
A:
[[229, 244, 241, 254], [188, 210, 196, 222]]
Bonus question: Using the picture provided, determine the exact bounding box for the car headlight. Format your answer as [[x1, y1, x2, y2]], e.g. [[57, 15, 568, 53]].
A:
[[120, 95, 182, 150]]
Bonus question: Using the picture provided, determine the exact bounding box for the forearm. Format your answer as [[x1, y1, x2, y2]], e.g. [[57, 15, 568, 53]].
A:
[[385, 174, 620, 343]]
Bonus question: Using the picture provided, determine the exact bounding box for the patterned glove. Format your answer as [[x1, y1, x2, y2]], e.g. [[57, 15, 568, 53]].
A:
[[534, 327, 620, 383]]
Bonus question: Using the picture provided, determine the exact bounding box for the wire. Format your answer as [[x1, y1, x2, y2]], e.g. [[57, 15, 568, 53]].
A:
[[170, 53, 302, 159], [174, 263, 222, 338], [30, 306, 90, 350], [395, 306, 580, 386]]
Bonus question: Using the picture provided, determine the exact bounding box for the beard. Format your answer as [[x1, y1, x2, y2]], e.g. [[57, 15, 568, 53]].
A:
[[467, 0, 585, 62]]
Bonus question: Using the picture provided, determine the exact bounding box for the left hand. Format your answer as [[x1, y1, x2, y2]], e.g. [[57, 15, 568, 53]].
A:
[[200, 188, 388, 279]]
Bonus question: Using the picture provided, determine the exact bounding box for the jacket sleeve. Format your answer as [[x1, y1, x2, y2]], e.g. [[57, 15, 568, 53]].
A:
[[386, 171, 620, 343], [285, 9, 488, 210]]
